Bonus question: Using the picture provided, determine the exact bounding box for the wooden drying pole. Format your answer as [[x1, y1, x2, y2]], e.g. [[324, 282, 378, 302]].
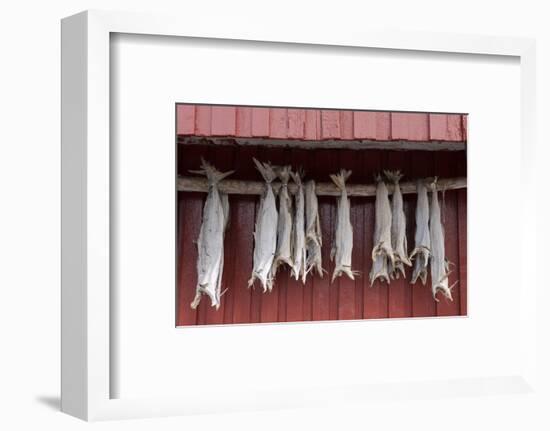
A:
[[177, 175, 467, 197]]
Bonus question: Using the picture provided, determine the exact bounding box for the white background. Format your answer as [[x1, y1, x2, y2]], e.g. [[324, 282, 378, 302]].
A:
[[112, 34, 522, 399], [1, 1, 549, 430]]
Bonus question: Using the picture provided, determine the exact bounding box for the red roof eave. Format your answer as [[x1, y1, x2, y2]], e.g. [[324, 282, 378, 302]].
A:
[[177, 104, 467, 143]]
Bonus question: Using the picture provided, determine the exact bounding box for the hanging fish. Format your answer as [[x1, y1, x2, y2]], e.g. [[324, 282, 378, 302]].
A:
[[272, 165, 293, 275], [429, 179, 456, 301], [410, 179, 431, 285], [305, 180, 324, 277], [385, 170, 412, 279], [248, 158, 278, 292], [330, 169, 357, 282], [369, 174, 394, 286], [190, 159, 234, 309], [290, 169, 307, 283]]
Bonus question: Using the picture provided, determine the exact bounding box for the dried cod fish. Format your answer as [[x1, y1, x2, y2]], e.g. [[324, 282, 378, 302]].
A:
[[304, 180, 324, 277], [369, 174, 394, 286], [409, 180, 431, 285], [190, 159, 234, 309], [272, 165, 293, 275], [385, 170, 411, 279], [248, 158, 279, 292], [290, 169, 307, 283], [429, 179, 456, 301], [330, 169, 356, 282]]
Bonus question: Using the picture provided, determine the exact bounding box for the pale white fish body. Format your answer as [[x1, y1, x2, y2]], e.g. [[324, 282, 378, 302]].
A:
[[385, 170, 411, 279], [248, 159, 278, 292], [290, 170, 307, 283], [305, 180, 324, 277], [410, 180, 431, 285], [429, 180, 455, 301], [190, 159, 234, 309], [330, 170, 355, 282], [369, 176, 394, 286], [272, 165, 293, 275]]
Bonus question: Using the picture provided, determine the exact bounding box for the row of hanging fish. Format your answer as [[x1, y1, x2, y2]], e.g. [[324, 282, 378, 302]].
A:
[[189, 159, 456, 309], [369, 171, 457, 301], [248, 159, 322, 292]]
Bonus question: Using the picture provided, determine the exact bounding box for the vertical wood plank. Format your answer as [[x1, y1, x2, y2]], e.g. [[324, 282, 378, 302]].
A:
[[287, 109, 306, 139], [430, 114, 464, 142], [456, 148, 467, 316], [428, 114, 448, 141], [176, 104, 195, 135], [176, 145, 205, 326], [328, 149, 340, 320], [363, 150, 389, 319], [312, 150, 332, 321], [223, 193, 237, 324], [194, 105, 212, 136], [321, 110, 341, 139], [458, 189, 468, 316], [304, 109, 321, 140], [176, 193, 202, 326], [298, 149, 314, 321], [336, 150, 356, 320], [353, 111, 375, 139], [387, 152, 412, 318], [204, 146, 236, 324], [236, 107, 253, 137], [339, 111, 354, 140], [195, 147, 217, 325], [434, 152, 460, 316], [269, 108, 288, 139], [230, 147, 258, 324], [409, 151, 437, 317], [354, 112, 391, 140], [375, 112, 391, 140], [447, 114, 463, 141], [390, 112, 409, 140], [285, 149, 306, 322], [251, 107, 270, 137], [259, 148, 286, 323], [407, 113, 430, 141], [349, 150, 367, 319], [211, 106, 237, 136], [404, 167, 417, 315], [249, 147, 268, 324], [392, 112, 429, 141], [277, 149, 293, 322]]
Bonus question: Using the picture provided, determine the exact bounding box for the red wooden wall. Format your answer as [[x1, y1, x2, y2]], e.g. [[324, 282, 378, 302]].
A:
[[177, 105, 467, 143], [176, 144, 467, 326]]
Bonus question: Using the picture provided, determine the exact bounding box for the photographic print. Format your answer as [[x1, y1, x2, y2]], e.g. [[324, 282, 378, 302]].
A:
[[176, 104, 467, 326]]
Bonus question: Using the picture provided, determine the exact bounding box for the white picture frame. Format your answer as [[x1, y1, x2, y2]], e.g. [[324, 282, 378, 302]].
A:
[[61, 9, 539, 421]]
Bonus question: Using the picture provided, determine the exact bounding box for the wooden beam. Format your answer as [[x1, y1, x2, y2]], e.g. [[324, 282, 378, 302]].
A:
[[178, 136, 466, 152], [177, 176, 467, 197]]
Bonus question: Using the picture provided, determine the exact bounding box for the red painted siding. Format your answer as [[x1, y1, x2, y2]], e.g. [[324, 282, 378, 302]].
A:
[[176, 144, 467, 326], [177, 105, 467, 142]]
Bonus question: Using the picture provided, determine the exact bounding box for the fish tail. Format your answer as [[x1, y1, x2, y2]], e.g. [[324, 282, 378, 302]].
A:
[[190, 158, 234, 184], [276, 165, 292, 184], [383, 170, 403, 184], [429, 176, 439, 191], [253, 158, 277, 183], [290, 167, 305, 186], [329, 169, 351, 191]]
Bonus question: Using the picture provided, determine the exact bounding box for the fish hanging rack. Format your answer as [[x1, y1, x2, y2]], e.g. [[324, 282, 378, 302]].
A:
[[177, 175, 467, 197]]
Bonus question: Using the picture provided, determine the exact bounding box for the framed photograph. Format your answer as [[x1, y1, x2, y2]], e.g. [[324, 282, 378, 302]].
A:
[[61, 10, 538, 421], [175, 104, 467, 326]]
